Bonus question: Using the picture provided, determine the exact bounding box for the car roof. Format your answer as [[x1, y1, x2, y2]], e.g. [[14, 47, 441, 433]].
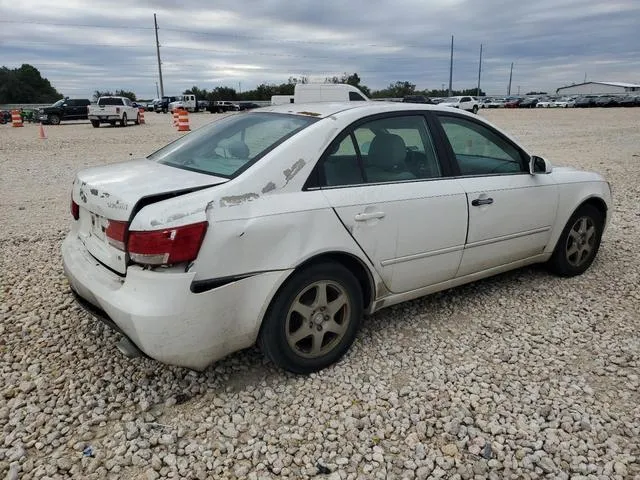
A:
[[254, 101, 456, 119]]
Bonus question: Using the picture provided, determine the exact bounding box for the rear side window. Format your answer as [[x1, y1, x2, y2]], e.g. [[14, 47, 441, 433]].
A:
[[349, 92, 367, 101], [148, 113, 318, 178], [315, 115, 442, 187]]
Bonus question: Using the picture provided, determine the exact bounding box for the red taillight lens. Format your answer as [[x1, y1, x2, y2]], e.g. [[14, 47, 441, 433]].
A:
[[128, 222, 208, 265], [106, 220, 128, 250], [71, 198, 79, 220]]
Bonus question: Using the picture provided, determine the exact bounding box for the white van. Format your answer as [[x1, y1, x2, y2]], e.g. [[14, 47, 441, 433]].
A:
[[270, 84, 369, 105]]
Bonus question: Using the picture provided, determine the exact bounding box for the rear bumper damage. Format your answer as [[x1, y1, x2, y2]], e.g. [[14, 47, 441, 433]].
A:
[[62, 233, 293, 370]]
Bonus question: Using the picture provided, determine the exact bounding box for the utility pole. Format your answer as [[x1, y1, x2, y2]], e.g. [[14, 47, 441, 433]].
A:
[[155, 82, 159, 98], [517, 85, 521, 95], [448, 35, 454, 97], [154, 14, 165, 98], [583, 72, 587, 83], [477, 43, 483, 97], [507, 62, 513, 96]]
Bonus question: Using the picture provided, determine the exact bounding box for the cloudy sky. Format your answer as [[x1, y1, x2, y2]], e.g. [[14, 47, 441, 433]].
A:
[[1, 0, 639, 99]]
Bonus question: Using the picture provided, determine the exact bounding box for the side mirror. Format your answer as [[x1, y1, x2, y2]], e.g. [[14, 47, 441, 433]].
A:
[[529, 155, 553, 174]]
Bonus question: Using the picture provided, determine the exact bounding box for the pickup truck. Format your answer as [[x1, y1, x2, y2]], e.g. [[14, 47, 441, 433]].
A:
[[88, 97, 141, 127], [38, 98, 91, 125]]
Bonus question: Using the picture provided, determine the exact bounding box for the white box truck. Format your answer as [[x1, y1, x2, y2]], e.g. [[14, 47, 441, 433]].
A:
[[271, 84, 369, 105]]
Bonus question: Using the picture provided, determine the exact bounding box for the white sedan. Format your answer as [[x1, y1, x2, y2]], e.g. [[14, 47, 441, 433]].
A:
[[62, 102, 612, 373]]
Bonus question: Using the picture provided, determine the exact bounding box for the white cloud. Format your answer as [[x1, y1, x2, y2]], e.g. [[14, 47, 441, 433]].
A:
[[1, 0, 639, 98]]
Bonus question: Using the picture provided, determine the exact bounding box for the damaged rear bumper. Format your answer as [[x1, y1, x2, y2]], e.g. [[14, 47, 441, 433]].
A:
[[62, 233, 293, 370]]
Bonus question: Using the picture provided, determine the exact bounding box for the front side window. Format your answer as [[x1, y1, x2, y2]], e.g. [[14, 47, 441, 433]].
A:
[[349, 91, 367, 101], [148, 113, 318, 177], [317, 115, 442, 187], [438, 115, 526, 175]]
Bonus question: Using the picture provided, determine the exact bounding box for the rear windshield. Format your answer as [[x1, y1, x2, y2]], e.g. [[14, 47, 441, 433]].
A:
[[98, 98, 124, 106], [147, 112, 318, 177]]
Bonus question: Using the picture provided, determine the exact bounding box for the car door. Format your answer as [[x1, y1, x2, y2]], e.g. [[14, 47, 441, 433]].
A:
[[308, 112, 469, 293], [434, 113, 559, 277], [459, 96, 472, 111]]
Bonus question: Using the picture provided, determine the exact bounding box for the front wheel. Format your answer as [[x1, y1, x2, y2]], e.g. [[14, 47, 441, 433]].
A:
[[259, 263, 363, 374], [49, 114, 60, 125], [91, 120, 100, 128], [547, 204, 604, 277], [135, 113, 140, 125], [120, 114, 127, 127], [472, 105, 479, 114]]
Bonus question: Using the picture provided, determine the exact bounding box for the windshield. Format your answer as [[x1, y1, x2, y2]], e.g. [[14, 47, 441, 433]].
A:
[[52, 99, 65, 107], [148, 112, 318, 177], [442, 97, 460, 103]]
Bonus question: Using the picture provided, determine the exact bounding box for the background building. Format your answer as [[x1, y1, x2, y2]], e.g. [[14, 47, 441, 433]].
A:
[[556, 81, 640, 95]]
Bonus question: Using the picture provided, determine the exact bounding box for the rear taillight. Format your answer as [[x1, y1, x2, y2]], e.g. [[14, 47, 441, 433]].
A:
[[106, 220, 128, 250], [71, 197, 79, 220], [128, 222, 208, 266]]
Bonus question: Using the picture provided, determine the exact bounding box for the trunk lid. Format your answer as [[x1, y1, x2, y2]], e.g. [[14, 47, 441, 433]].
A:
[[72, 158, 226, 274]]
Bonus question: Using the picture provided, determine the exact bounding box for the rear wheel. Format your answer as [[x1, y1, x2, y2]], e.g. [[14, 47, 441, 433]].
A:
[[120, 114, 127, 127], [91, 120, 100, 128], [548, 204, 604, 277], [259, 263, 363, 374], [472, 105, 479, 114]]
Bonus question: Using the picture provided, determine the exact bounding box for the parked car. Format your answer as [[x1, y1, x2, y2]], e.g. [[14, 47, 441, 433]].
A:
[[504, 98, 523, 108], [536, 98, 554, 108], [87, 96, 141, 127], [62, 102, 612, 374], [207, 101, 240, 113], [594, 96, 617, 108], [402, 95, 433, 104], [519, 97, 539, 108], [574, 96, 596, 108], [38, 98, 91, 125], [438, 96, 479, 113], [619, 95, 640, 107], [238, 102, 261, 111]]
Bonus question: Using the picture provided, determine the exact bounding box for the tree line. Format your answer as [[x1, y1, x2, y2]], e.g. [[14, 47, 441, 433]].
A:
[[1, 64, 486, 104], [0, 64, 62, 104], [183, 73, 485, 102]]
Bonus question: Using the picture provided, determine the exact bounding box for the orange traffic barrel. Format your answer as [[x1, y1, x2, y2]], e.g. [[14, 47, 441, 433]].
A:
[[138, 108, 145, 124], [178, 109, 190, 132], [12, 110, 23, 127]]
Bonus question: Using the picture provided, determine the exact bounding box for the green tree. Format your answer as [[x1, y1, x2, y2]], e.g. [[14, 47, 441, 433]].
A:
[[326, 72, 371, 97], [0, 64, 62, 103]]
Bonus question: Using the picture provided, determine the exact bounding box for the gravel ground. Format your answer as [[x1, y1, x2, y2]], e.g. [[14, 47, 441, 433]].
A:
[[1, 109, 639, 480]]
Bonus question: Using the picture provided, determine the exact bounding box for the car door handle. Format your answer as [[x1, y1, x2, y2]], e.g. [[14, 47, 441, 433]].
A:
[[354, 212, 386, 221], [471, 197, 494, 206]]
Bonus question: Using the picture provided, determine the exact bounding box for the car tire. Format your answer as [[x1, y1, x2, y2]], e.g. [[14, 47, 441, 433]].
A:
[[49, 114, 60, 125], [91, 120, 100, 128], [259, 262, 363, 374], [120, 114, 127, 127], [472, 105, 479, 114], [135, 113, 140, 125], [548, 204, 604, 277]]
